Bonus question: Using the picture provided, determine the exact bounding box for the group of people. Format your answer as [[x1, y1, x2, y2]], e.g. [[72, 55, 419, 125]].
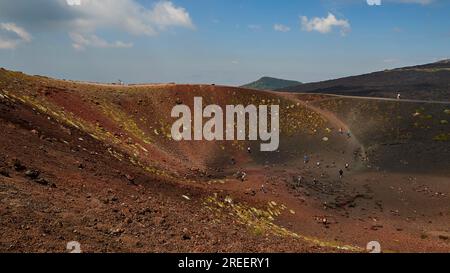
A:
[[304, 153, 350, 179], [338, 127, 352, 138]]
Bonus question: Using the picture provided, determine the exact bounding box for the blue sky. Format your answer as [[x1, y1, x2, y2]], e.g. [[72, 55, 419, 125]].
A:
[[0, 0, 449, 85]]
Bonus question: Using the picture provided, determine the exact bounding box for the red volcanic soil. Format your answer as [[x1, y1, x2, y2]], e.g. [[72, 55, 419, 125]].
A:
[[0, 69, 449, 253]]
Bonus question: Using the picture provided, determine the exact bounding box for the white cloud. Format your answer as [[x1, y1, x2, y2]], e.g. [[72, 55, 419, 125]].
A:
[[66, 0, 194, 36], [0, 23, 31, 42], [149, 1, 194, 30], [66, 0, 194, 49], [66, 0, 81, 6], [0, 22, 32, 49], [300, 13, 350, 35], [367, 0, 382, 6], [274, 24, 291, 32], [69, 32, 133, 50], [0, 1, 195, 50]]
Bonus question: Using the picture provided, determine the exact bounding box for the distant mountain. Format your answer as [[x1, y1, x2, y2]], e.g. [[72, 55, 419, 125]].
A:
[[278, 60, 450, 101], [241, 77, 302, 91]]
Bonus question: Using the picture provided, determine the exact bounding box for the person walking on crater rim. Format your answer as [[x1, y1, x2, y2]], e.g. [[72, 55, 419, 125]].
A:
[[339, 169, 344, 179]]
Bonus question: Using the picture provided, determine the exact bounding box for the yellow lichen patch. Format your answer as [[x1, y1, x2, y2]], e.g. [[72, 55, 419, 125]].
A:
[[99, 103, 153, 145], [127, 155, 174, 180], [279, 101, 326, 137], [433, 133, 449, 142], [4, 91, 119, 145], [231, 140, 245, 151], [3, 90, 176, 181], [206, 179, 228, 185], [107, 148, 125, 161], [156, 120, 173, 140], [204, 195, 361, 252]]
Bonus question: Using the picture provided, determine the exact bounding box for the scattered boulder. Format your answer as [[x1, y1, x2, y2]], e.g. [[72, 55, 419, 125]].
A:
[[124, 174, 135, 183], [426, 231, 450, 241], [77, 162, 85, 169], [25, 169, 40, 179], [182, 228, 191, 240], [12, 159, 26, 171], [182, 195, 190, 201], [34, 177, 56, 188], [244, 188, 256, 196], [0, 168, 10, 177], [111, 228, 124, 236], [371, 224, 383, 231]]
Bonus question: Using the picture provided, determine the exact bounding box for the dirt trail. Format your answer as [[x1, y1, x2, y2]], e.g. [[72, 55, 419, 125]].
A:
[[313, 93, 450, 104]]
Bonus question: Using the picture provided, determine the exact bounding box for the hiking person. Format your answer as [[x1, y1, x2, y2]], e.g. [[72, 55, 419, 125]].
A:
[[316, 161, 321, 168], [397, 93, 401, 100], [345, 163, 350, 169], [261, 184, 266, 193], [339, 169, 344, 179], [339, 127, 343, 135], [304, 155, 309, 164], [235, 170, 247, 182], [247, 146, 252, 154], [295, 176, 303, 187], [240, 171, 247, 182]]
